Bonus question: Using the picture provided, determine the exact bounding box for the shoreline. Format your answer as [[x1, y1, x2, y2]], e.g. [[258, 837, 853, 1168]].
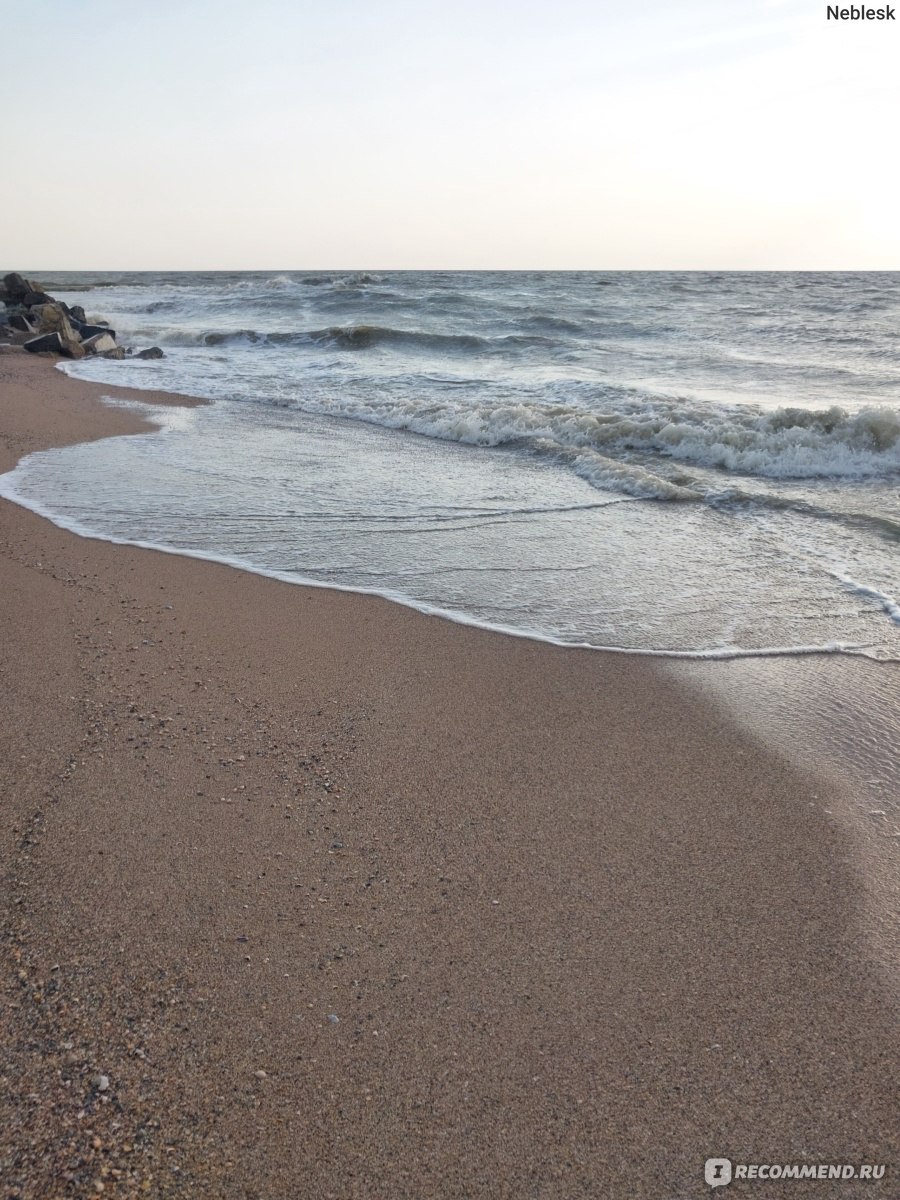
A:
[[9, 361, 887, 666], [1, 353, 898, 1197]]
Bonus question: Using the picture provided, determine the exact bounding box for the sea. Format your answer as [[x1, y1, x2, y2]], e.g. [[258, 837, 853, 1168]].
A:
[[4, 270, 900, 662]]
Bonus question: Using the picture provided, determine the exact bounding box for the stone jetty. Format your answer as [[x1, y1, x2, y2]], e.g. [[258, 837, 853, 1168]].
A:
[[0, 272, 164, 361]]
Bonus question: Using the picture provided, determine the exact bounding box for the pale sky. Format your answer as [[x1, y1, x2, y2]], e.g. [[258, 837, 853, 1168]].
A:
[[4, 0, 899, 269]]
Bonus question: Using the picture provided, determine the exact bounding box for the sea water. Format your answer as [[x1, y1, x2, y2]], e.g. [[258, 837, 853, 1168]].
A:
[[3, 270, 900, 660]]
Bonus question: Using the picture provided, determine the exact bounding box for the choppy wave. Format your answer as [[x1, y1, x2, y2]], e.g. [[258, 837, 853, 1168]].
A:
[[231, 271, 386, 293], [51, 275, 900, 503], [32, 279, 120, 292], [122, 322, 558, 355], [273, 390, 900, 496], [620, 401, 900, 480], [307, 324, 487, 352]]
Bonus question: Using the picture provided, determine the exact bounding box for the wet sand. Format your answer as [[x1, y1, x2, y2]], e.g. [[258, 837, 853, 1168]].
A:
[[1, 353, 897, 1198]]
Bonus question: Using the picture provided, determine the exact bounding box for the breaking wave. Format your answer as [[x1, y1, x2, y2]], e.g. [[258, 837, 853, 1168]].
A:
[[275, 391, 900, 496], [122, 322, 557, 355]]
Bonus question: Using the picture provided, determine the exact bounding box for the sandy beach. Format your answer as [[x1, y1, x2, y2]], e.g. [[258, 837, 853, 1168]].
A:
[[1, 353, 897, 1198]]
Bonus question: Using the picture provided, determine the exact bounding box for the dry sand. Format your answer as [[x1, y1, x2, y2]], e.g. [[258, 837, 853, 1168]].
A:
[[1, 352, 897, 1198]]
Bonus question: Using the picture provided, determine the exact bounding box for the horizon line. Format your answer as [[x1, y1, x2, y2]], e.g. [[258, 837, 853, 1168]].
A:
[[6, 266, 900, 275]]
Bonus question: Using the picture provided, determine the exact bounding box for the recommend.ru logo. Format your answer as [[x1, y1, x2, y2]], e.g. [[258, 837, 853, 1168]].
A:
[[705, 1157, 887, 1186]]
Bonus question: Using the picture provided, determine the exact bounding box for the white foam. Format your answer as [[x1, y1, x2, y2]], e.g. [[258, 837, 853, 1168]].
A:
[[268, 392, 900, 490], [833, 573, 900, 625]]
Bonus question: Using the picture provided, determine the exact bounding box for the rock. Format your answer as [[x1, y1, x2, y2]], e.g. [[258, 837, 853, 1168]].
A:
[[24, 332, 65, 354], [37, 303, 81, 344], [23, 331, 84, 358], [100, 346, 127, 360], [9, 314, 34, 333], [82, 332, 118, 355], [93, 1074, 110, 1092], [80, 323, 117, 340], [70, 304, 87, 324], [136, 346, 164, 359], [22, 289, 54, 308], [59, 337, 86, 359], [3, 273, 29, 301]]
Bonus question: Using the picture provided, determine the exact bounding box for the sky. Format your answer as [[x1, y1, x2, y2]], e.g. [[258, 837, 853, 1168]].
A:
[[3, 0, 899, 269]]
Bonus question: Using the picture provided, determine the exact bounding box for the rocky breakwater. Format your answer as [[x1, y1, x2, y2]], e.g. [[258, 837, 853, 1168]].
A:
[[0, 272, 164, 361]]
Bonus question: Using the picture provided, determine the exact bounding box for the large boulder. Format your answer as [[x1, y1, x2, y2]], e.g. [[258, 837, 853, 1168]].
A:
[[37, 303, 81, 344], [100, 346, 126, 360], [3, 273, 29, 301], [24, 332, 64, 354], [24, 329, 85, 358], [9, 313, 35, 333], [136, 346, 164, 359], [82, 332, 118, 355], [79, 322, 116, 340], [22, 289, 54, 308], [69, 304, 87, 324]]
